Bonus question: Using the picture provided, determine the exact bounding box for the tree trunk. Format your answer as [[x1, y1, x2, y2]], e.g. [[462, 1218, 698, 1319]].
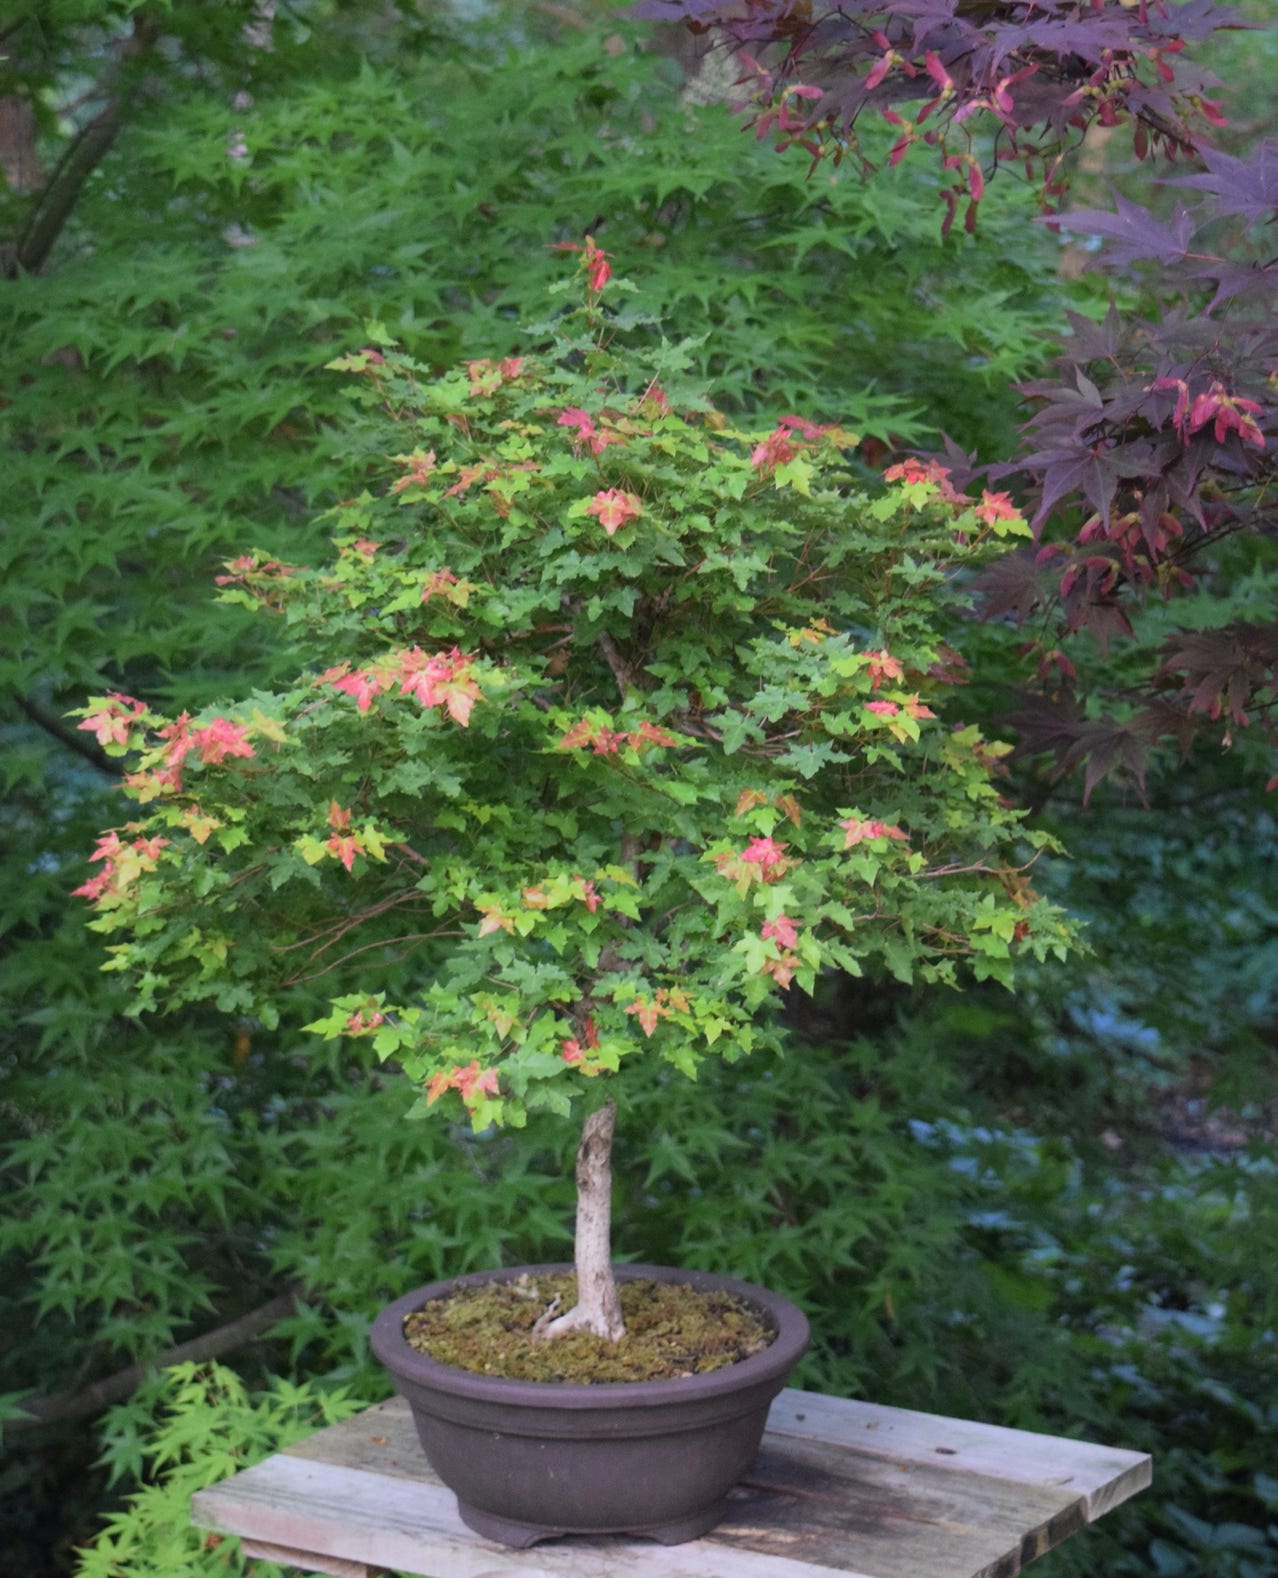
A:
[[534, 1098, 625, 1342]]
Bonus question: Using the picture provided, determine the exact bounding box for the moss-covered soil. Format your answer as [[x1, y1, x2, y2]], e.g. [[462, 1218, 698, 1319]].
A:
[[402, 1274, 776, 1383]]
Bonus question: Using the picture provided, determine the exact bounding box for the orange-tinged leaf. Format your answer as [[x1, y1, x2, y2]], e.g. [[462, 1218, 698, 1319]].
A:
[[775, 793, 802, 826], [626, 998, 662, 1036]]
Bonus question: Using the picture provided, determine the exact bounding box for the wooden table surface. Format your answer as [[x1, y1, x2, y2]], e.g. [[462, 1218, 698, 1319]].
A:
[[191, 1388, 1150, 1578]]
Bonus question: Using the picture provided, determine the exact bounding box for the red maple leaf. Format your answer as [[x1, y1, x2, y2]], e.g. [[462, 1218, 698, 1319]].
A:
[[741, 836, 787, 870], [190, 718, 255, 764], [841, 817, 907, 848]]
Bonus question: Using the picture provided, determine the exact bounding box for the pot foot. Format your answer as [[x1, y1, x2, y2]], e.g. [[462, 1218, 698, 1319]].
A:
[[457, 1498, 727, 1549], [457, 1503, 552, 1549]]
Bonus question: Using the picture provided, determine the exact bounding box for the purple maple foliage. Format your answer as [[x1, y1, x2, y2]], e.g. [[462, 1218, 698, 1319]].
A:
[[634, 1, 1237, 230], [978, 140, 1278, 795]]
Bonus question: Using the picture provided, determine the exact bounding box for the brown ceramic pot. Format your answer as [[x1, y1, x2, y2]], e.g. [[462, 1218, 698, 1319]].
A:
[[369, 1262, 809, 1548]]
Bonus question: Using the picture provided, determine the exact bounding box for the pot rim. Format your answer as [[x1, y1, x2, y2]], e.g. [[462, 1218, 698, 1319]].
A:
[[370, 1262, 810, 1408]]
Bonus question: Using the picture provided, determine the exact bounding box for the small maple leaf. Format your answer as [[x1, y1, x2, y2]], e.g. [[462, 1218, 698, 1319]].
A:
[[177, 808, 221, 845], [190, 718, 255, 764], [329, 669, 386, 713], [557, 407, 596, 443], [73, 831, 127, 903], [476, 904, 516, 937], [585, 489, 642, 536], [437, 676, 482, 726], [761, 952, 798, 989], [345, 1009, 386, 1035], [750, 428, 795, 474], [631, 720, 676, 748], [883, 458, 963, 503], [741, 835, 787, 871], [974, 490, 1021, 527], [762, 914, 799, 949], [390, 448, 436, 495], [625, 997, 665, 1037], [841, 817, 907, 849], [425, 1061, 500, 1108], [865, 650, 904, 689], [157, 713, 194, 770], [457, 1063, 501, 1105], [72, 869, 113, 902], [77, 694, 147, 748], [326, 833, 366, 872], [424, 1068, 453, 1104], [582, 235, 611, 292], [397, 647, 483, 724], [420, 567, 460, 603]]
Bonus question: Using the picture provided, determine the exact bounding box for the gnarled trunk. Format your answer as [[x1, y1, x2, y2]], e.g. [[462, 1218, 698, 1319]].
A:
[[534, 1098, 625, 1342]]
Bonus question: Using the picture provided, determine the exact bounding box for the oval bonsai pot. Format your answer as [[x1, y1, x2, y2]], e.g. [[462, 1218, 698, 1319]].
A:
[[370, 1262, 809, 1548]]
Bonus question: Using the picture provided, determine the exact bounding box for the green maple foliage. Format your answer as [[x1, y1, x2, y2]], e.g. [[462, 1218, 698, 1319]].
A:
[[72, 253, 1072, 1139]]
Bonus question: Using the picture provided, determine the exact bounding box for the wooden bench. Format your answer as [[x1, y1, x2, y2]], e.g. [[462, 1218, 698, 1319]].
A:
[[191, 1389, 1150, 1577]]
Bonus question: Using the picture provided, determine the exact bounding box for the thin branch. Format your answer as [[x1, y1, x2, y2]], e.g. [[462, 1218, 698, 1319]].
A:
[[11, 103, 121, 275], [7, 1288, 300, 1432], [11, 692, 121, 776], [596, 631, 632, 700], [289, 928, 464, 986], [269, 890, 426, 956], [387, 841, 431, 867]]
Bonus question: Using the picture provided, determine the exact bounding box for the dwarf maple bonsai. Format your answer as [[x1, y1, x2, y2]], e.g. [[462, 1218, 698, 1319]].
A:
[[73, 248, 1071, 1342]]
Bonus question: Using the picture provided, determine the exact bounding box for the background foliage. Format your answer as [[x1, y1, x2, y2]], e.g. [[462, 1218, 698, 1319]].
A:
[[2, 2, 1276, 1575]]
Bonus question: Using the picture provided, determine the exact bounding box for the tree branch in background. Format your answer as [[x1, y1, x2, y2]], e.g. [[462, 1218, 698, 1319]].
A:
[[8, 1289, 301, 1431], [12, 692, 122, 777], [5, 12, 159, 278]]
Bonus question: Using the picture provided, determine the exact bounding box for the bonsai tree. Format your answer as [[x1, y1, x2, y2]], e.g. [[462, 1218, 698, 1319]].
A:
[[72, 247, 1071, 1343]]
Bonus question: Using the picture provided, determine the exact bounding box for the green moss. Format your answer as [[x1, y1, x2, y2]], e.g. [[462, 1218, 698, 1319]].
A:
[[402, 1275, 776, 1383]]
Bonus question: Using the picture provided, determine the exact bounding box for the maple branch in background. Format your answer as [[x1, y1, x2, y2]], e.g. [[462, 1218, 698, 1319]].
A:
[[634, 0, 1239, 228], [9, 1288, 300, 1431], [3, 13, 159, 278]]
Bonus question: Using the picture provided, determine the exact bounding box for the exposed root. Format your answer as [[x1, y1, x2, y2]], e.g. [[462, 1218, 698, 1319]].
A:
[[533, 1296, 625, 1344]]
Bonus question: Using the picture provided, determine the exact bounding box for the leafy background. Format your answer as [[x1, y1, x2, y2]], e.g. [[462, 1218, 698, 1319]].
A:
[[2, 2, 1276, 1575]]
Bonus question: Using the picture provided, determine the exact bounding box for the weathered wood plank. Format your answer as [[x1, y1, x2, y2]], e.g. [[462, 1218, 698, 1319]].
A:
[[765, 1391, 1152, 1521], [193, 1390, 1150, 1578]]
